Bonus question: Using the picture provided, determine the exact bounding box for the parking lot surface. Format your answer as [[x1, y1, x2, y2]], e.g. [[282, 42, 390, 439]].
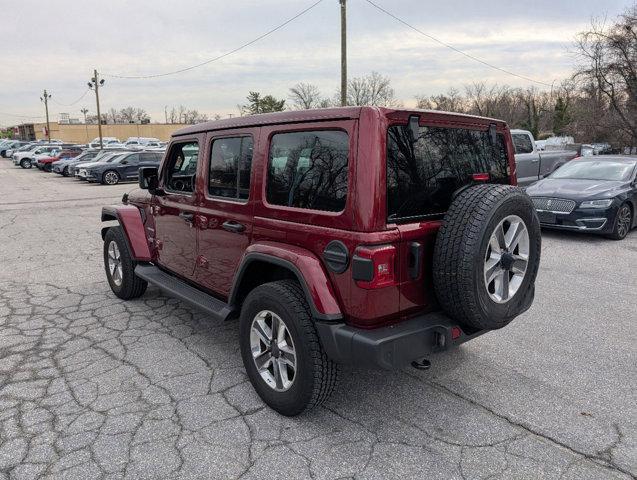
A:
[[0, 160, 635, 479]]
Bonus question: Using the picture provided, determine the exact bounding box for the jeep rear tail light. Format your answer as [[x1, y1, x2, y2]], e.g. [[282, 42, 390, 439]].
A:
[[472, 173, 490, 181], [352, 245, 397, 289]]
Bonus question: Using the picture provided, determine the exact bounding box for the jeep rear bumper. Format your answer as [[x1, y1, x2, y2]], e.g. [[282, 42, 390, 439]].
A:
[[315, 313, 487, 370]]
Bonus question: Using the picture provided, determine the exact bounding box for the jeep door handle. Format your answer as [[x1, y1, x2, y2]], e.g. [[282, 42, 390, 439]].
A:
[[222, 220, 246, 233], [179, 212, 194, 223]]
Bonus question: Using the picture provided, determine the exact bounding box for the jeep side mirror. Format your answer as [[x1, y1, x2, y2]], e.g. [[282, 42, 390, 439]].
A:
[[408, 115, 420, 142], [139, 166, 163, 195]]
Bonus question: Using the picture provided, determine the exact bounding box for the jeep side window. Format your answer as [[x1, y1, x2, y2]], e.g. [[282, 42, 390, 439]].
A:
[[266, 130, 348, 212], [164, 141, 199, 194], [208, 136, 253, 200], [387, 125, 509, 221], [512, 134, 534, 154]]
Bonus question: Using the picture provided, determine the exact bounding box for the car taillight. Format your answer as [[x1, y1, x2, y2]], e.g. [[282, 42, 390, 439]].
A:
[[352, 245, 397, 289]]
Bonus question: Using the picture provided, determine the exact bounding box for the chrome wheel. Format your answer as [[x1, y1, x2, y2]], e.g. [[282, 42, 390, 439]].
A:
[[484, 215, 530, 303], [249, 310, 297, 392], [104, 171, 119, 185], [616, 205, 631, 239], [107, 241, 123, 286]]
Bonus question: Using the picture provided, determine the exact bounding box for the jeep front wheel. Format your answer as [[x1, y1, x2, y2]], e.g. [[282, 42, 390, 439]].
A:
[[433, 184, 541, 330], [103, 226, 147, 300], [20, 159, 32, 169], [239, 280, 338, 416]]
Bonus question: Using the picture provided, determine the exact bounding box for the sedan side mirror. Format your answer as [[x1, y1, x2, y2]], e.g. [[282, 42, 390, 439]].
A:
[[139, 166, 163, 195]]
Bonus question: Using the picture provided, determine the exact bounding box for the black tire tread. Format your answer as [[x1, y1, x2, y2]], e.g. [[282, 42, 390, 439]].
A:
[[607, 202, 632, 241], [103, 226, 147, 300], [241, 280, 338, 415], [433, 184, 541, 330], [102, 170, 120, 185]]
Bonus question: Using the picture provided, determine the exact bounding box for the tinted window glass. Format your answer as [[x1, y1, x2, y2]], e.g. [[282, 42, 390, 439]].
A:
[[164, 141, 199, 193], [387, 125, 510, 221], [512, 133, 534, 154], [140, 152, 161, 163], [122, 154, 139, 165], [267, 131, 348, 212], [209, 136, 253, 200]]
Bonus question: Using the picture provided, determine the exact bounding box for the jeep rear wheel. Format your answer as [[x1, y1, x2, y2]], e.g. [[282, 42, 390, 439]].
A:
[[103, 226, 147, 300], [239, 280, 338, 416], [433, 184, 541, 330]]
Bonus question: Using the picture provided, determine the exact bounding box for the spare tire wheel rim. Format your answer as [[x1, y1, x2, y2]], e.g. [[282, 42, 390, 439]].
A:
[[483, 215, 530, 304], [250, 310, 297, 392]]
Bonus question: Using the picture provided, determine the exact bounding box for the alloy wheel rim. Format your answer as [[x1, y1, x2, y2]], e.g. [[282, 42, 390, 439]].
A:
[[107, 241, 123, 286], [249, 310, 297, 392], [484, 215, 530, 304], [105, 172, 118, 184], [617, 206, 631, 238]]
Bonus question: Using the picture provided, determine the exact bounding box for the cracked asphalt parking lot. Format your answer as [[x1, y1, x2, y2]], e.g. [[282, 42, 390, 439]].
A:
[[0, 159, 635, 480]]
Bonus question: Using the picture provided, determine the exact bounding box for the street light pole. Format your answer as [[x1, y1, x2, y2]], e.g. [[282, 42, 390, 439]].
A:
[[340, 0, 347, 107], [88, 69, 105, 149], [40, 90, 51, 141]]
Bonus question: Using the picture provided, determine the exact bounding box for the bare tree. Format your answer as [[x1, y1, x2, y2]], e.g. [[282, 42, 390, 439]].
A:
[[134, 108, 149, 123], [119, 106, 136, 123], [573, 5, 637, 144], [183, 110, 208, 124], [289, 83, 324, 109], [107, 108, 121, 124], [342, 72, 401, 107], [416, 88, 465, 112]]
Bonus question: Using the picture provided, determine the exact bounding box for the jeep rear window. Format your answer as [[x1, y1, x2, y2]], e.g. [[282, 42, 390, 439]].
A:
[[387, 125, 509, 221], [267, 130, 348, 212]]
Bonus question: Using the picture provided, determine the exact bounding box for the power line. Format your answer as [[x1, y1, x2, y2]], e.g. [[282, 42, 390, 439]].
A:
[[363, 0, 554, 88], [0, 111, 45, 119], [103, 0, 325, 79], [50, 88, 91, 107]]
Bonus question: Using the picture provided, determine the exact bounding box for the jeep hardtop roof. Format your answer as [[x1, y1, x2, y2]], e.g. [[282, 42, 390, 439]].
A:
[[173, 106, 507, 137]]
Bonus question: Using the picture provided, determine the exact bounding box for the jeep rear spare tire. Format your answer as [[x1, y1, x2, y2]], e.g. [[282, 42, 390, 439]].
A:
[[433, 184, 541, 330]]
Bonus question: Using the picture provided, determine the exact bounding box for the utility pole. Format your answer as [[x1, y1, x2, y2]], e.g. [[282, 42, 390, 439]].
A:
[[80, 108, 89, 142], [88, 69, 105, 149], [340, 0, 347, 107], [40, 90, 51, 141], [164, 106, 168, 124]]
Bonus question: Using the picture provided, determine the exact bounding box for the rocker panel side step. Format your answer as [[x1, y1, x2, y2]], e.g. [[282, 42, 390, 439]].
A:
[[134, 264, 233, 321]]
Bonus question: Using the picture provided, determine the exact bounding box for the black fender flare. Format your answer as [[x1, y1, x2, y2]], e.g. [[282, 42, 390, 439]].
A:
[[229, 252, 343, 322]]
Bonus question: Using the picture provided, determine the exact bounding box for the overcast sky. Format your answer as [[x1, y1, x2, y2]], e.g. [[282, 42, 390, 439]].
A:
[[1, 0, 633, 125]]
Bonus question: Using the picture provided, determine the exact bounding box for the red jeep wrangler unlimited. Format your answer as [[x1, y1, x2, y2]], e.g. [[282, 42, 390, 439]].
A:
[[101, 107, 541, 416]]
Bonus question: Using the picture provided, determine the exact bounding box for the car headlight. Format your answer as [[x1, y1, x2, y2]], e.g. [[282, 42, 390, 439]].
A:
[[579, 199, 613, 209]]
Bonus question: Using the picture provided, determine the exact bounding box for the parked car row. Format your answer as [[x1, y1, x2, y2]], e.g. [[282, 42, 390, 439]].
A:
[[87, 137, 166, 150], [2, 139, 165, 185]]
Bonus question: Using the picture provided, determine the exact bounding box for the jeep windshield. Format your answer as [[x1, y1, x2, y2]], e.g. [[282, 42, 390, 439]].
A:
[[386, 125, 510, 222]]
